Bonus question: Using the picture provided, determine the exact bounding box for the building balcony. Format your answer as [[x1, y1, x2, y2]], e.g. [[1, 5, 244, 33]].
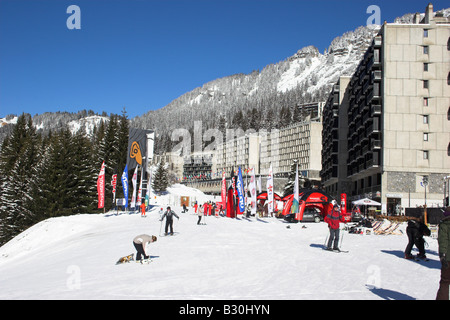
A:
[[371, 139, 381, 150], [374, 36, 382, 47], [371, 104, 382, 117]]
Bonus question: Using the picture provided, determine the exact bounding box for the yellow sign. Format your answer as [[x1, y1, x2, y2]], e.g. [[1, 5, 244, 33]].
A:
[[130, 141, 142, 166]]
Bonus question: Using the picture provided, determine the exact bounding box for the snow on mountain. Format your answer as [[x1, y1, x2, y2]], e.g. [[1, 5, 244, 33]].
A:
[[67, 115, 109, 136], [0, 116, 18, 127], [0, 184, 441, 300], [278, 26, 381, 94], [133, 25, 380, 145]]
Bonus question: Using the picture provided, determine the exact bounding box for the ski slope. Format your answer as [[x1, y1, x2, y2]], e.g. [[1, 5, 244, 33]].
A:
[[0, 185, 442, 300]]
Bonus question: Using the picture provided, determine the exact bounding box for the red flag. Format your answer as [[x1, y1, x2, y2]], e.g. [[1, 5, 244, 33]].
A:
[[97, 161, 106, 209], [221, 171, 226, 211]]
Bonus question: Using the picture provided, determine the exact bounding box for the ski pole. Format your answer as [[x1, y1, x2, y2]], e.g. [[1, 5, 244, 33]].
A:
[[339, 227, 345, 250], [324, 232, 329, 248]]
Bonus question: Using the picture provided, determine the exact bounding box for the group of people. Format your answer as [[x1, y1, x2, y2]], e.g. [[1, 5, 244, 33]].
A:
[[132, 202, 450, 300], [325, 204, 450, 300]]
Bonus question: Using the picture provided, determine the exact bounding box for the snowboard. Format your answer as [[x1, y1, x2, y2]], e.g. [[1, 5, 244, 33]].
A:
[[116, 253, 135, 265]]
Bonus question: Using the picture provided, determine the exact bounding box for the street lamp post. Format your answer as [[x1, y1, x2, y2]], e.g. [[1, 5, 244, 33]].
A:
[[423, 176, 428, 225]]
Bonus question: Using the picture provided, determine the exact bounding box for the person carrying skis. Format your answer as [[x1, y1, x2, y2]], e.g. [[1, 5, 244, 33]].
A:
[[404, 216, 431, 260], [160, 206, 179, 235], [325, 204, 345, 252], [436, 207, 450, 300], [133, 234, 157, 262]]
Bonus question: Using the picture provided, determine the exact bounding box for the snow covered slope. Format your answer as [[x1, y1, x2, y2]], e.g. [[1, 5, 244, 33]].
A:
[[0, 185, 441, 300]]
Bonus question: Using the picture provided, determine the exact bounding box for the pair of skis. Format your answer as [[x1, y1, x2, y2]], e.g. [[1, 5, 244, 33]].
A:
[[323, 231, 349, 253]]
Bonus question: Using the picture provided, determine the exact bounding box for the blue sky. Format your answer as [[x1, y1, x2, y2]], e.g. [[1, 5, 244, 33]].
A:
[[0, 0, 448, 119]]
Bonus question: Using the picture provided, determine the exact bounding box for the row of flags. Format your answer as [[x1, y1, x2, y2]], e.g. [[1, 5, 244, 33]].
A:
[[98, 160, 301, 217], [96, 161, 151, 210], [219, 163, 301, 216]]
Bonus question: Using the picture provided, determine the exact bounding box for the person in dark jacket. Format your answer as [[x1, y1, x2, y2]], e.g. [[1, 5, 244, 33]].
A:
[[160, 206, 179, 235], [436, 207, 450, 300], [325, 204, 345, 252], [404, 216, 431, 260]]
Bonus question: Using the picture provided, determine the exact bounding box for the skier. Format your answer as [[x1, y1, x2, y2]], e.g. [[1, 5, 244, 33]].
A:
[[160, 206, 179, 235], [404, 216, 431, 260], [133, 234, 157, 262], [325, 204, 345, 252], [436, 207, 450, 300]]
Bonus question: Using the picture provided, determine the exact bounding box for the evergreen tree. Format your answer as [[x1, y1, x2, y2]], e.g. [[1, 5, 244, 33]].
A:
[[0, 114, 42, 245], [71, 130, 97, 213], [292, 105, 301, 123], [152, 159, 169, 194]]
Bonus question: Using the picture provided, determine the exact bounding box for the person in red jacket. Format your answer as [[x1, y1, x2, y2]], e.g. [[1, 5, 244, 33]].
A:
[[325, 204, 346, 252]]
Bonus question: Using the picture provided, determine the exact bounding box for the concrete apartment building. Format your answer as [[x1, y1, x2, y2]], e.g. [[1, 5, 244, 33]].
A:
[[214, 133, 261, 176], [259, 117, 323, 179], [321, 3, 450, 214], [212, 103, 323, 180]]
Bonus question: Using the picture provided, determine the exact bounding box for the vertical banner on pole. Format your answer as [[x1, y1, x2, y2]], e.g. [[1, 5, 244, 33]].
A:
[[221, 171, 226, 214], [237, 167, 245, 214], [292, 163, 300, 219], [97, 161, 106, 209], [131, 166, 138, 209], [137, 166, 143, 207], [121, 165, 129, 209], [249, 168, 257, 216], [267, 164, 274, 216]]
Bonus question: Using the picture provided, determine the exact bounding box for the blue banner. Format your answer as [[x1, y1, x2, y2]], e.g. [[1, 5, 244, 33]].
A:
[[237, 167, 245, 213], [121, 165, 129, 207]]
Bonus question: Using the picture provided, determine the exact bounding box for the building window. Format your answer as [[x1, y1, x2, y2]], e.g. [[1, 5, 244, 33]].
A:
[[423, 151, 429, 160], [424, 29, 429, 37], [424, 63, 429, 72], [423, 115, 429, 124], [423, 97, 429, 106], [423, 46, 429, 54], [423, 133, 429, 141], [423, 80, 429, 89]]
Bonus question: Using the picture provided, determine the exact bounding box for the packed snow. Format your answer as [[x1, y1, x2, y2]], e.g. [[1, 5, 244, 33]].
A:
[[0, 185, 442, 300]]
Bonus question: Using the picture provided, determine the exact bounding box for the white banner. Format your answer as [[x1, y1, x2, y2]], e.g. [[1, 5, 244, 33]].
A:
[[249, 168, 257, 216], [130, 165, 138, 208], [267, 164, 274, 215]]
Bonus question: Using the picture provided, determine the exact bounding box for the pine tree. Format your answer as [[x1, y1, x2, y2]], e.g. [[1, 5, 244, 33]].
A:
[[71, 130, 97, 213], [152, 159, 169, 194], [0, 114, 42, 245]]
